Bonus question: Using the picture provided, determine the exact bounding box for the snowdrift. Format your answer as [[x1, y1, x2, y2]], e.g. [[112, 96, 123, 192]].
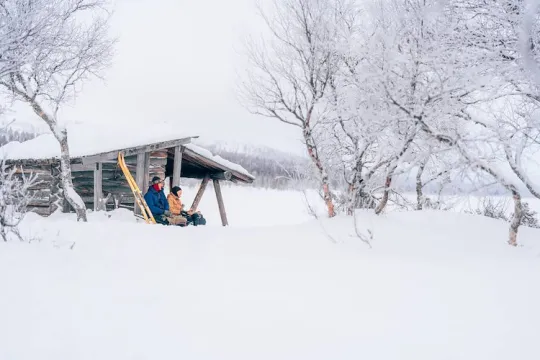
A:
[[2, 199, 540, 360]]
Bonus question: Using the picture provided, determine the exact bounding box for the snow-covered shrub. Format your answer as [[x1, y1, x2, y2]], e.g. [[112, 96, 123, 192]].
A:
[[467, 197, 540, 229], [0, 159, 36, 241], [467, 197, 510, 222], [511, 202, 540, 229]]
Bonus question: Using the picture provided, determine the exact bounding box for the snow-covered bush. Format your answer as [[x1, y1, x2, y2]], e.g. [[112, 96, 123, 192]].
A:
[[0, 159, 36, 241], [511, 202, 540, 229], [466, 197, 540, 229], [467, 197, 510, 222]]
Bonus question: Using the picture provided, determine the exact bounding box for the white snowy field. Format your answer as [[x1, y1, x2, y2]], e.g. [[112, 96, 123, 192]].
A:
[[2, 186, 540, 360]]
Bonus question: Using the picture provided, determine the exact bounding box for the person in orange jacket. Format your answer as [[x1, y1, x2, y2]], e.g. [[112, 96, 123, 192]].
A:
[[167, 186, 206, 226]]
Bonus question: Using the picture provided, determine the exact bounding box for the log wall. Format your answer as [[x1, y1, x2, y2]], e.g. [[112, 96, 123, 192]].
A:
[[14, 151, 168, 216], [14, 165, 54, 216], [71, 151, 168, 211]]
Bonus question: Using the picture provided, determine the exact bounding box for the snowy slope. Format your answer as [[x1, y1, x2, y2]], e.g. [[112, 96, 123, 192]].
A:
[[192, 137, 308, 158], [2, 187, 540, 360]]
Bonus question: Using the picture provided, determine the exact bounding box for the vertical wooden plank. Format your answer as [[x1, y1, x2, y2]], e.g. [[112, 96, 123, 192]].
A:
[[135, 153, 145, 191], [93, 162, 103, 211], [142, 152, 150, 192], [135, 153, 145, 215], [213, 179, 228, 226], [190, 175, 210, 211], [172, 145, 183, 187]]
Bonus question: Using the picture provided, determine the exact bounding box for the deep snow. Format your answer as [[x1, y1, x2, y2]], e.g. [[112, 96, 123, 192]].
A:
[[2, 187, 540, 360]]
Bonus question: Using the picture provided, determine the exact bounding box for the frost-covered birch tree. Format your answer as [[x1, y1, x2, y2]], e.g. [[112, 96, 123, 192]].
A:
[[329, 0, 463, 215], [384, 0, 537, 245], [0, 0, 114, 221], [240, 0, 358, 218]]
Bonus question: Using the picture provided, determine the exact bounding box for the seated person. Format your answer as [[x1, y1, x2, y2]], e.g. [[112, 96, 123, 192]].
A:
[[144, 177, 187, 226], [167, 186, 207, 226]]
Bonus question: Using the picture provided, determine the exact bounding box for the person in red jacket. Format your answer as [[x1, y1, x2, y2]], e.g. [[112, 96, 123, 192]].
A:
[[144, 177, 186, 226]]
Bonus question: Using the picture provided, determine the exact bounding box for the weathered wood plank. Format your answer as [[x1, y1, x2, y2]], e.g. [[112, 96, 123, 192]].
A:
[[134, 153, 150, 215], [14, 172, 53, 182], [80, 137, 193, 165], [28, 198, 51, 207], [28, 206, 53, 217], [8, 159, 59, 167], [211, 171, 232, 181], [93, 163, 103, 211], [150, 150, 168, 159], [28, 189, 51, 197], [71, 164, 95, 172], [72, 178, 132, 187], [213, 179, 228, 226], [191, 175, 209, 212], [72, 170, 127, 180], [182, 148, 253, 183], [82, 194, 134, 203], [143, 152, 150, 192], [135, 153, 145, 194], [13, 168, 51, 175], [172, 145, 183, 187], [27, 182, 53, 191]]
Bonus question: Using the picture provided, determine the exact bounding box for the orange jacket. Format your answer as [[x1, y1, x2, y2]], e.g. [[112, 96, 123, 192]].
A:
[[167, 193, 183, 216]]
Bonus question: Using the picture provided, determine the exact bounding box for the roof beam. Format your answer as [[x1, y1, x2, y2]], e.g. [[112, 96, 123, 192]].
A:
[[80, 137, 194, 165], [182, 148, 252, 183]]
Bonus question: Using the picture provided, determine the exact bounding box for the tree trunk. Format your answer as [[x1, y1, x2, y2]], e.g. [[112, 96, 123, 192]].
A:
[[347, 178, 376, 215], [347, 158, 364, 215], [56, 130, 87, 221], [347, 183, 355, 216], [416, 161, 426, 210], [28, 98, 87, 221], [508, 190, 523, 247], [303, 127, 335, 218], [49, 162, 63, 214], [375, 175, 393, 215]]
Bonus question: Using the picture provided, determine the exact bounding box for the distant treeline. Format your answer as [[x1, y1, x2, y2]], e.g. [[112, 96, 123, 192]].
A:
[[0, 127, 37, 146], [200, 144, 316, 190]]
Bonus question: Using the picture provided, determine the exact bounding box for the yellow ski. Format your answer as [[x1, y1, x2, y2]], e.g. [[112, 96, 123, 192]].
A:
[[117, 152, 156, 224]]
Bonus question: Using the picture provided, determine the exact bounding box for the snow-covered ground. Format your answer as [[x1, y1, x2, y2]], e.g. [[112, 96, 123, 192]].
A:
[[2, 186, 540, 360]]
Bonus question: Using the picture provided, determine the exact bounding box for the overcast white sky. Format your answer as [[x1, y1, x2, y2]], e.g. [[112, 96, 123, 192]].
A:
[[4, 0, 306, 156]]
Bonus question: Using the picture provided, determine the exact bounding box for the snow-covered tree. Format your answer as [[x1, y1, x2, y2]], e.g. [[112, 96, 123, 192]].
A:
[[0, 157, 36, 241], [0, 0, 114, 221], [240, 0, 358, 218]]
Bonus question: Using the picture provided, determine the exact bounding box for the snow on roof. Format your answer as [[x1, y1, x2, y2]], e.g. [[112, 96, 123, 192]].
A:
[[0, 124, 255, 179], [184, 144, 255, 179], [0, 123, 194, 160], [1, 134, 60, 160]]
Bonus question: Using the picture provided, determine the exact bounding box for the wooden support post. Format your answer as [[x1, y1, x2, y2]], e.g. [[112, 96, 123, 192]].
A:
[[172, 145, 184, 187], [213, 179, 228, 226], [191, 175, 210, 211], [142, 152, 150, 192], [93, 162, 103, 211], [134, 152, 150, 215]]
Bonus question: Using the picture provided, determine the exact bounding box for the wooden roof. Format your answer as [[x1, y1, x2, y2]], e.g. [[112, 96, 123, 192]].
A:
[[6, 136, 255, 184]]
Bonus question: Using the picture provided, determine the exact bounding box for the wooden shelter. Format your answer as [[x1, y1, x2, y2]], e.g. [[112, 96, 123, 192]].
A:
[[3, 134, 255, 226]]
